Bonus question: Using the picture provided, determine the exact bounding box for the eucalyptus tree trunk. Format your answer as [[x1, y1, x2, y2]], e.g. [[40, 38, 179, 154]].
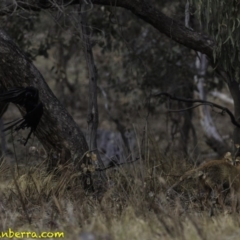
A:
[[227, 80, 240, 155], [195, 53, 228, 156], [0, 29, 91, 176]]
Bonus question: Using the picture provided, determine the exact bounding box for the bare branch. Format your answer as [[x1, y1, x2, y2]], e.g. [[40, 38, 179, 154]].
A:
[[153, 92, 240, 128], [0, 0, 215, 58], [95, 157, 139, 171], [166, 103, 210, 113]]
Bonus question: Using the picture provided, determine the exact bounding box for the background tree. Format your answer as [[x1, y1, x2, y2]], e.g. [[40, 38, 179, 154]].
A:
[[0, 0, 237, 174]]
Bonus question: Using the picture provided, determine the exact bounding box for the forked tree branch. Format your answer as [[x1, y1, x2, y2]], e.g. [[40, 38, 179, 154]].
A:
[[0, 0, 215, 58], [153, 92, 240, 128]]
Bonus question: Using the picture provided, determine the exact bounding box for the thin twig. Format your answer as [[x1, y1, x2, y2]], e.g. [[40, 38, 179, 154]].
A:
[[95, 157, 139, 171], [153, 92, 240, 128], [166, 103, 209, 112]]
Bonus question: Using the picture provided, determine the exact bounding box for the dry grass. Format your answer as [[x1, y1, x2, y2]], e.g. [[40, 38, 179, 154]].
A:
[[0, 148, 239, 240]]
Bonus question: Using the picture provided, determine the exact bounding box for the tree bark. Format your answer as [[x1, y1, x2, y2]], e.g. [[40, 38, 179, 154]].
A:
[[0, 29, 89, 169]]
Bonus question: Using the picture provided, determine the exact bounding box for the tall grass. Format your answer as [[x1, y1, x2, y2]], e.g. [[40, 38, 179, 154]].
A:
[[0, 140, 240, 240]]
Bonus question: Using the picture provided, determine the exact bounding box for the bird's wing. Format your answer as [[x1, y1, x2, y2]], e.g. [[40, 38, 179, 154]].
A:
[[3, 102, 43, 145], [0, 87, 39, 107], [0, 87, 29, 106], [24, 102, 44, 130], [0, 87, 43, 145]]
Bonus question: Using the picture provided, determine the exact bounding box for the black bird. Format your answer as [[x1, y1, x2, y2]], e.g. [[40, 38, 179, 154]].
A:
[[0, 87, 43, 145]]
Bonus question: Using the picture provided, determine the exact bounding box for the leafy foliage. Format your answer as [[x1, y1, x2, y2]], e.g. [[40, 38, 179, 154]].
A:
[[192, 0, 240, 80]]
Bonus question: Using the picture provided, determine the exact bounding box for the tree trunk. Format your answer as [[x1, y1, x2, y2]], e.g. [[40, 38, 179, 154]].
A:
[[178, 85, 196, 158], [79, 3, 102, 165], [195, 53, 228, 156], [78, 3, 107, 191], [228, 80, 240, 146], [0, 29, 90, 171]]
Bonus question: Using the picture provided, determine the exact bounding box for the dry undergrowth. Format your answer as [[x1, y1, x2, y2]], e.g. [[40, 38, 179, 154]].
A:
[[0, 152, 240, 240]]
